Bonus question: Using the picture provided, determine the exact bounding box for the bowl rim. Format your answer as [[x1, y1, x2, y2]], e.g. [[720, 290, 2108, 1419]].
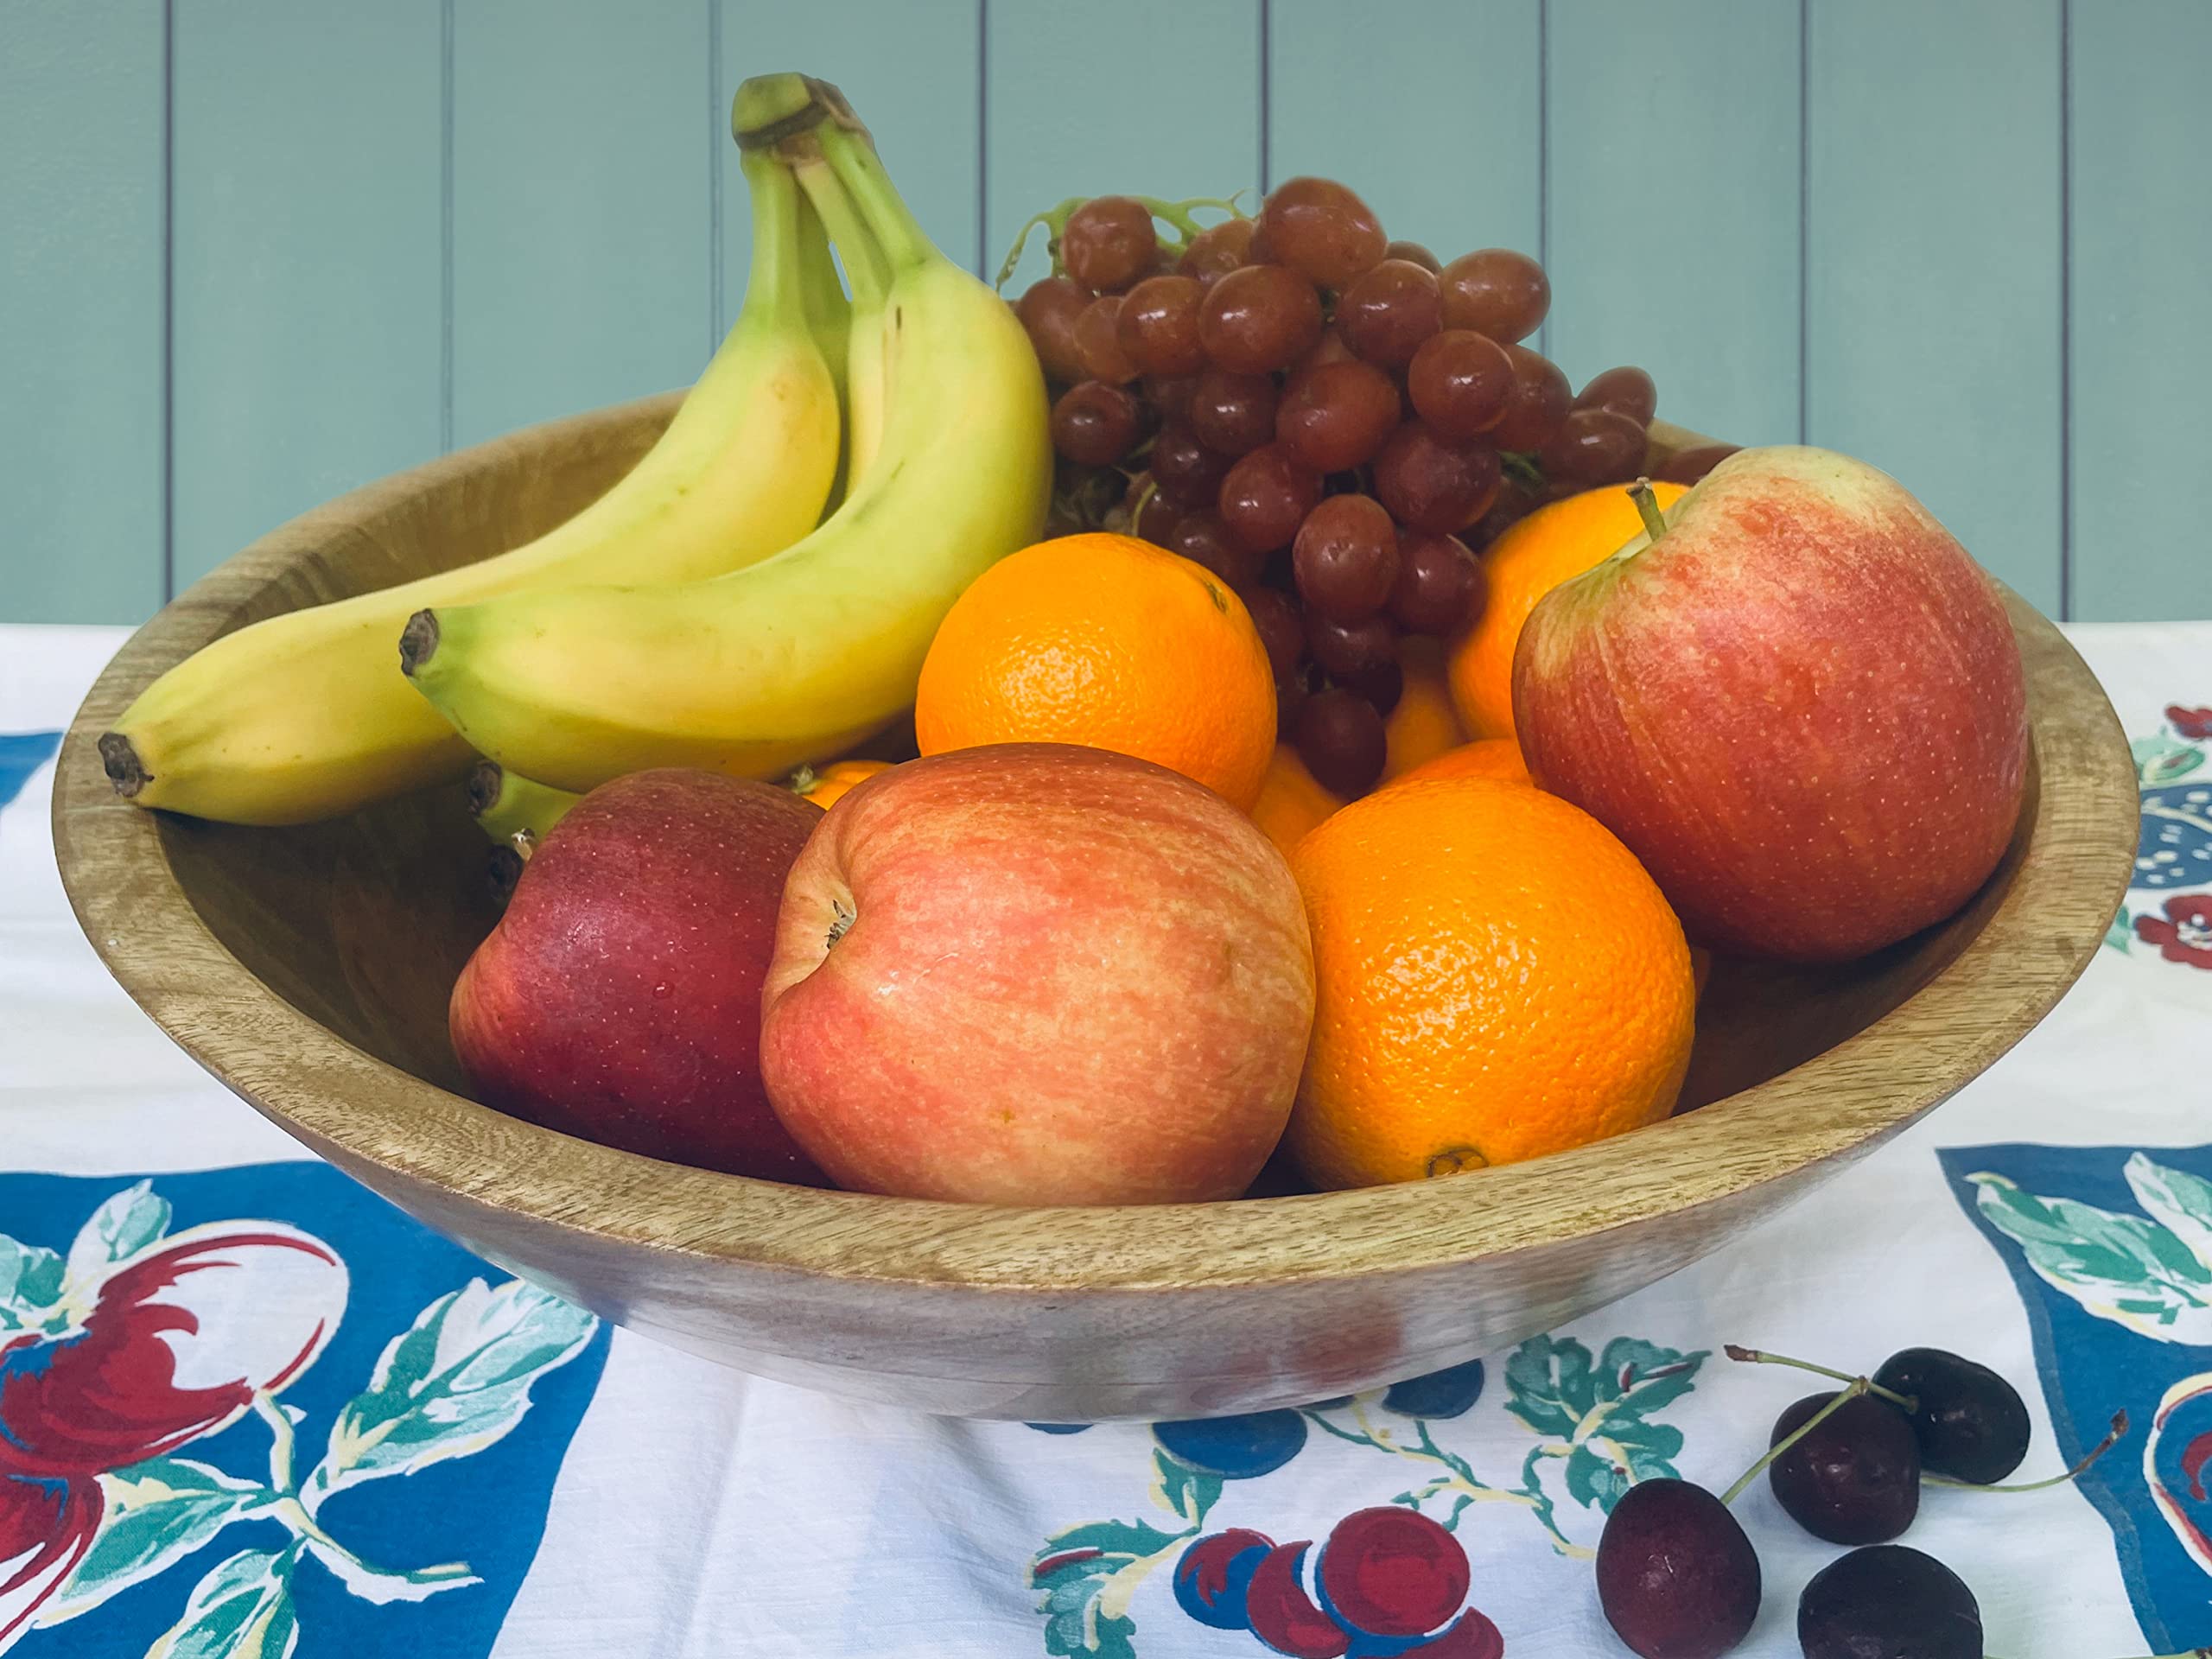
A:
[[52, 404, 2142, 1296]]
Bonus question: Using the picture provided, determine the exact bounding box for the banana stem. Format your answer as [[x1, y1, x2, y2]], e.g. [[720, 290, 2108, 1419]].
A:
[[792, 152, 890, 310], [734, 149, 807, 316], [817, 121, 936, 272]]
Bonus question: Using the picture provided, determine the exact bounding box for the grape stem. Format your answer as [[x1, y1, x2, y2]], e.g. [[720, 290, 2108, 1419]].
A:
[[1719, 1377, 1868, 1507], [1627, 477, 1669, 544], [1923, 1409, 2129, 1493], [1723, 1344, 1917, 1413], [994, 192, 1250, 289]]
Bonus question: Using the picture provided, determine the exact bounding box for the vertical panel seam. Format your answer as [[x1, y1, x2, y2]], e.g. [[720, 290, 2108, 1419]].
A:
[[1798, 0, 1809, 446], [709, 0, 724, 345], [1536, 0, 1548, 359], [1257, 0, 1270, 195], [2058, 0, 2073, 621], [160, 0, 175, 604], [440, 0, 455, 454], [976, 0, 989, 277]]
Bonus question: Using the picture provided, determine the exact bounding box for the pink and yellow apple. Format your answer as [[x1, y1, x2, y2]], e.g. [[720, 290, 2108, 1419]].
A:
[[759, 743, 1316, 1205], [1512, 446, 2029, 962]]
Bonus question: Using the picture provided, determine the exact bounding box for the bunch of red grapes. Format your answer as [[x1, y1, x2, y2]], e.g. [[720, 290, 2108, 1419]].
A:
[[1011, 177, 1727, 800]]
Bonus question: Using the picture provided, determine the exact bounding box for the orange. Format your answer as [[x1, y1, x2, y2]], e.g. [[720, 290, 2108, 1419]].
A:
[[1448, 480, 1688, 741], [791, 757, 893, 811], [916, 533, 1276, 809], [1249, 744, 1344, 859], [1382, 638, 1468, 782], [1288, 779, 1694, 1187], [1390, 737, 1531, 790]]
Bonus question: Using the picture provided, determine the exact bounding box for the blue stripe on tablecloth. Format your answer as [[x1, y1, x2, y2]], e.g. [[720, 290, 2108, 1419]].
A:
[[0, 732, 61, 810]]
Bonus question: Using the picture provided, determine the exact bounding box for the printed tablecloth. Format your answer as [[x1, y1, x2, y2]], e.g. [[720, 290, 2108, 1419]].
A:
[[3, 620, 2209, 1658]]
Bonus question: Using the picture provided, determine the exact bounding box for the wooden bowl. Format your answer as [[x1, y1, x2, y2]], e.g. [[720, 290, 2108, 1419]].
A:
[[54, 404, 2139, 1421]]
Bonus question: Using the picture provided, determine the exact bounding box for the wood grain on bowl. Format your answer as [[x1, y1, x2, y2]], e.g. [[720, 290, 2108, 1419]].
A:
[[53, 412, 2140, 1421]]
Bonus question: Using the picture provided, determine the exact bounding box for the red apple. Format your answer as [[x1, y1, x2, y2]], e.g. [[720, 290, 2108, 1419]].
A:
[[1511, 447, 2028, 963], [758, 743, 1315, 1205], [450, 767, 825, 1182]]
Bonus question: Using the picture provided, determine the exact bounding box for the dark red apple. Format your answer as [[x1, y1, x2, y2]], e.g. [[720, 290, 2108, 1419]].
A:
[[450, 767, 825, 1182], [1511, 448, 2028, 962]]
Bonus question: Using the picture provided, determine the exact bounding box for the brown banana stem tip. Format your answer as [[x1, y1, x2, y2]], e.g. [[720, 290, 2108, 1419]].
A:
[[398, 610, 439, 677], [98, 732, 149, 798]]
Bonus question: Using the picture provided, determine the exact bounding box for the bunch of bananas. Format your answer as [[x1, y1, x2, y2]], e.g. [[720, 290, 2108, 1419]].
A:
[[100, 73, 1052, 826]]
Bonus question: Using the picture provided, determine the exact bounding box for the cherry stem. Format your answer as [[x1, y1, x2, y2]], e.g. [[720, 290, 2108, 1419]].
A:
[[1924, 1409, 2129, 1493], [1628, 477, 1669, 544], [1724, 1344, 1918, 1414], [1720, 1377, 1868, 1507]]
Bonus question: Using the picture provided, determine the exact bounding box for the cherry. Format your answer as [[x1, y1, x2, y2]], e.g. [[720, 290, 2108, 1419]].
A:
[[1315, 1507, 1469, 1639], [1153, 1409, 1308, 1479], [1595, 1478, 1760, 1659], [1796, 1545, 1980, 1659], [1872, 1346, 2032, 1484], [1766, 1389, 1921, 1544], [1174, 1528, 1273, 1630], [1245, 1541, 1352, 1658], [1381, 1358, 1485, 1420]]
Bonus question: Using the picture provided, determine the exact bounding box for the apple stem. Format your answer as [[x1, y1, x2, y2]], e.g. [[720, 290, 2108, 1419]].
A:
[[1923, 1409, 2128, 1493], [1724, 1344, 1917, 1413], [1719, 1376, 1868, 1507], [508, 829, 536, 864], [1628, 477, 1669, 544]]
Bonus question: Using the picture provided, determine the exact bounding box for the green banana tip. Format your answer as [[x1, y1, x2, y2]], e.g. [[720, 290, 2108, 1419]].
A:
[[732, 73, 866, 154], [397, 609, 441, 678]]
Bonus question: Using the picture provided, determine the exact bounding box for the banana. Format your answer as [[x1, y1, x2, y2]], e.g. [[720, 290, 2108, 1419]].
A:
[[100, 149, 839, 825], [399, 78, 1052, 793], [466, 760, 581, 849]]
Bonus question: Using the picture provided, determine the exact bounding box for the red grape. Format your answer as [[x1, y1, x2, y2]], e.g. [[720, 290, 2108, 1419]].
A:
[[1117, 274, 1207, 377], [1189, 369, 1278, 456], [1389, 531, 1486, 634], [1255, 177, 1387, 291], [1408, 329, 1513, 437], [1144, 372, 1198, 424], [1218, 443, 1323, 550], [1297, 689, 1388, 797], [1294, 327, 1357, 374], [1051, 381, 1142, 466], [1151, 423, 1234, 507], [1179, 219, 1256, 287], [1275, 670, 1311, 740], [1133, 486, 1182, 545], [1016, 276, 1092, 385], [1293, 493, 1400, 620], [1275, 360, 1401, 473], [1656, 442, 1741, 485], [1538, 406, 1649, 485], [1198, 265, 1324, 374], [1464, 478, 1542, 550], [1373, 423, 1503, 533], [1243, 585, 1306, 682], [1438, 248, 1550, 343], [1574, 365, 1657, 425], [1169, 510, 1262, 587], [1336, 656, 1404, 715], [1335, 259, 1443, 370], [1306, 611, 1395, 677], [1061, 196, 1158, 293], [1384, 239, 1440, 272], [1075, 296, 1140, 385], [1489, 346, 1572, 450]]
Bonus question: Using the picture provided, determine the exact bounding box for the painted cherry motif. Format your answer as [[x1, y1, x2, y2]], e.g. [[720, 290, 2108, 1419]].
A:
[[0, 1220, 346, 1646], [2146, 1370, 2212, 1574]]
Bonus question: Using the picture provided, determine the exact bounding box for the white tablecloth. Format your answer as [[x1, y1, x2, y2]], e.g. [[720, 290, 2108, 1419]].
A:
[[3, 621, 2209, 1659]]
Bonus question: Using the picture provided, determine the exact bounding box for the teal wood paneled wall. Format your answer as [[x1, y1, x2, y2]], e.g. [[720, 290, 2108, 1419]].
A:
[[4, 0, 2206, 625]]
